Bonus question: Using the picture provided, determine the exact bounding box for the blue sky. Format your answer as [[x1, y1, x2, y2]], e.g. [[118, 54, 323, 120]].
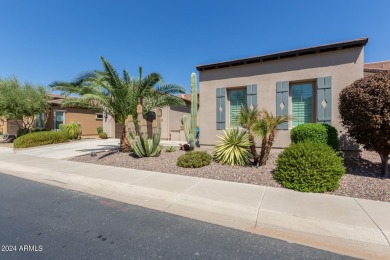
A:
[[1, 0, 389, 92]]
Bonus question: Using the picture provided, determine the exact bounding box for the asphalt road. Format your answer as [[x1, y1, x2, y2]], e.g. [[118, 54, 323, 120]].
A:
[[0, 173, 354, 260]]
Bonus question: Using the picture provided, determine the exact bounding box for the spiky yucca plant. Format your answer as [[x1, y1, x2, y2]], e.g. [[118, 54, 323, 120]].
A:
[[213, 128, 252, 166]]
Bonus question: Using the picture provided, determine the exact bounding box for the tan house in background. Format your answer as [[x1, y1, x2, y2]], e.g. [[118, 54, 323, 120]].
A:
[[364, 60, 390, 76], [1, 94, 103, 137], [196, 38, 369, 150], [103, 94, 192, 141]]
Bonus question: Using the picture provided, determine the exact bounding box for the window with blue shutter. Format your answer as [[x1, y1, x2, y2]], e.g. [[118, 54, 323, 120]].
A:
[[291, 83, 314, 127], [276, 81, 289, 130], [317, 77, 332, 124], [229, 89, 246, 127], [216, 88, 226, 130]]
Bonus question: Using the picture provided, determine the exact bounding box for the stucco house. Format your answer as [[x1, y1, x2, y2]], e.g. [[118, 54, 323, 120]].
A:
[[0, 94, 103, 137], [196, 38, 369, 149]]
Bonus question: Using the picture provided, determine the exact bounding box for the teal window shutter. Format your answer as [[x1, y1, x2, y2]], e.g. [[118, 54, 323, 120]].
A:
[[317, 77, 332, 124], [276, 81, 289, 130], [230, 89, 246, 127], [216, 88, 226, 130], [246, 84, 257, 110], [291, 83, 314, 127]]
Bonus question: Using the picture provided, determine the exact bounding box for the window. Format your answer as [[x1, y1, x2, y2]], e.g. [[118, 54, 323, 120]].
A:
[[96, 113, 103, 120], [229, 89, 246, 127], [54, 111, 65, 129], [291, 83, 313, 127], [35, 113, 45, 129]]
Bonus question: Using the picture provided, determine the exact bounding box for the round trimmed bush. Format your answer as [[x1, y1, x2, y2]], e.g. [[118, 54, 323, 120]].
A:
[[177, 151, 212, 168], [274, 141, 345, 192], [290, 123, 338, 150], [13, 131, 69, 148]]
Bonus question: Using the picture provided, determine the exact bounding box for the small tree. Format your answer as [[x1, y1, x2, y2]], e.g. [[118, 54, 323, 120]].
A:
[[0, 77, 50, 133], [253, 110, 289, 166], [240, 106, 259, 164], [339, 71, 390, 177]]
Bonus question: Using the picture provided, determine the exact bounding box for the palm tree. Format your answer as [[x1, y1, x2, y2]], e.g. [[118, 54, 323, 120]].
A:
[[239, 106, 260, 165], [50, 57, 185, 152], [253, 110, 290, 166]]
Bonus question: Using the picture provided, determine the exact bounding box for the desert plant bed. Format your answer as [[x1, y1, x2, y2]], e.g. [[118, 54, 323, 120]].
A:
[[69, 147, 390, 202]]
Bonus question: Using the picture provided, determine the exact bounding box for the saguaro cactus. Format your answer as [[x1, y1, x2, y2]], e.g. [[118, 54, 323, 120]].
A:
[[182, 73, 198, 150], [128, 100, 162, 157]]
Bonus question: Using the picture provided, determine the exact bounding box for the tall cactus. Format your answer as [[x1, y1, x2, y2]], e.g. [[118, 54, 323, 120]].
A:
[[128, 100, 162, 157], [182, 73, 198, 150]]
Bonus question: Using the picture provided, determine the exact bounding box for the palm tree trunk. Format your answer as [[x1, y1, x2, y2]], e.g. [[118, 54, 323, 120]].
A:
[[257, 137, 268, 166], [249, 134, 258, 165], [259, 132, 276, 166], [380, 154, 389, 178], [120, 125, 131, 152]]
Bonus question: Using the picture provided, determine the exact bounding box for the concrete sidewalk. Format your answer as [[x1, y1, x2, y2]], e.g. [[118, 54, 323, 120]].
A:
[[0, 153, 389, 259]]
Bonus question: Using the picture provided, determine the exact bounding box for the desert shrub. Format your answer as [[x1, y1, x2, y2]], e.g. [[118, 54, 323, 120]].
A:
[[60, 122, 81, 140], [165, 146, 176, 152], [213, 128, 252, 166], [274, 141, 345, 192], [177, 151, 212, 168], [97, 126, 103, 134], [13, 131, 69, 148], [290, 123, 338, 150], [99, 132, 108, 139]]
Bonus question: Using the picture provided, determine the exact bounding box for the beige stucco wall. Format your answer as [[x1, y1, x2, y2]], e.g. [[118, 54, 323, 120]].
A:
[[47, 107, 103, 136], [198, 47, 365, 149]]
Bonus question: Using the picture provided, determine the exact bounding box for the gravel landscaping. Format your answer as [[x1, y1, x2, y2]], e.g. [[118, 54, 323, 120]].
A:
[[69, 147, 390, 203]]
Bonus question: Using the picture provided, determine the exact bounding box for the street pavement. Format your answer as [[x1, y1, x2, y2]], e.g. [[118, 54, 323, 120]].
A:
[[0, 140, 389, 259], [0, 173, 353, 260]]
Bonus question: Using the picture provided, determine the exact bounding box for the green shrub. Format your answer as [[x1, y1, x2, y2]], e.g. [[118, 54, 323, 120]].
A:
[[99, 132, 108, 139], [60, 122, 81, 140], [16, 128, 29, 137], [177, 151, 212, 168], [213, 128, 252, 166], [13, 131, 69, 148], [97, 126, 103, 134], [165, 146, 176, 152], [290, 123, 338, 150], [274, 141, 346, 192]]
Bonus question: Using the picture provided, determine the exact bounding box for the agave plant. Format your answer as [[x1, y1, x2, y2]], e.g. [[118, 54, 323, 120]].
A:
[[213, 128, 252, 166]]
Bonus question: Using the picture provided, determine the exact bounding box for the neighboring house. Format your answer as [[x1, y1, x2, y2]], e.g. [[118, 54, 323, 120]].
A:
[[364, 61, 390, 77], [0, 94, 103, 137], [196, 38, 369, 149], [103, 94, 192, 141]]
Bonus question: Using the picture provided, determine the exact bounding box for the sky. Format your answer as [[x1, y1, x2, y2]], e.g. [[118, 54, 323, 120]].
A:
[[1, 0, 389, 92]]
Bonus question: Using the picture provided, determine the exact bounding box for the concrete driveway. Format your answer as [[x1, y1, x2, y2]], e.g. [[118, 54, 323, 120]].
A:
[[0, 139, 184, 159], [11, 139, 121, 159]]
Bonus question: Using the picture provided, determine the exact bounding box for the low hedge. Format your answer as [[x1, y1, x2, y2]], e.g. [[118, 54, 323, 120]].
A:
[[177, 151, 212, 168], [290, 123, 338, 150], [13, 131, 69, 148], [274, 141, 345, 192]]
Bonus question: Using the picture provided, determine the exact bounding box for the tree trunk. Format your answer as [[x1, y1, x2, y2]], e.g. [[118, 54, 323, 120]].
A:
[[258, 132, 276, 166], [249, 134, 258, 165], [120, 125, 131, 153], [257, 137, 268, 166], [380, 154, 389, 178]]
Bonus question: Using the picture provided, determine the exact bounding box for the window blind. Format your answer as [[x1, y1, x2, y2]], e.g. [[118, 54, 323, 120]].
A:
[[291, 83, 313, 127], [230, 89, 246, 127]]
